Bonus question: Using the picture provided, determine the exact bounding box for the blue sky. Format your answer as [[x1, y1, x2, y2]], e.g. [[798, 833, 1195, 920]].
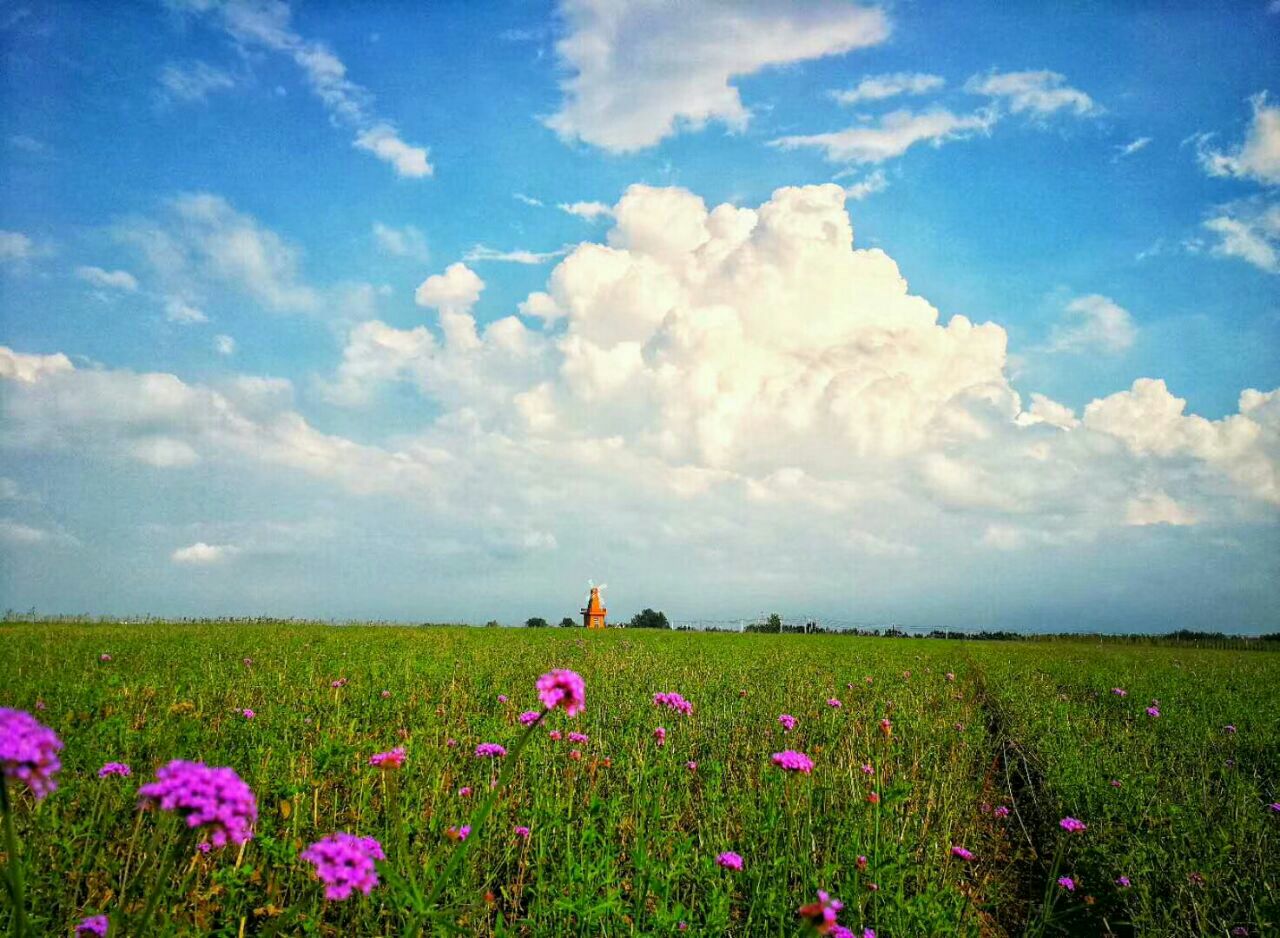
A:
[[1, 0, 1277, 630]]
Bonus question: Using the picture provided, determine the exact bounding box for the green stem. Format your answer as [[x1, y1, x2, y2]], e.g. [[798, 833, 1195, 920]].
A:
[[422, 710, 547, 916], [131, 825, 181, 937], [1, 779, 30, 938]]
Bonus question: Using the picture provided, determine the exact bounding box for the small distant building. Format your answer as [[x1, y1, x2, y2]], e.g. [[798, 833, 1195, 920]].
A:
[[582, 586, 607, 629]]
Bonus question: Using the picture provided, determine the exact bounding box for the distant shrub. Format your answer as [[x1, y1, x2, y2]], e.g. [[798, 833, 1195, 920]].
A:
[[525, 617, 550, 629]]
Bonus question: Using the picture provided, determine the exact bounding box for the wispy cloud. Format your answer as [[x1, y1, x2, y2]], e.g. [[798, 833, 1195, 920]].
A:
[[171, 0, 431, 178], [463, 244, 569, 264], [831, 72, 944, 106], [157, 60, 237, 104], [965, 69, 1100, 117], [772, 107, 996, 164], [1113, 136, 1152, 161]]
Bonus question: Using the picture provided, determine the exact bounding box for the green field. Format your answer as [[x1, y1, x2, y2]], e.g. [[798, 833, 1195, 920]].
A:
[[1, 623, 1277, 936]]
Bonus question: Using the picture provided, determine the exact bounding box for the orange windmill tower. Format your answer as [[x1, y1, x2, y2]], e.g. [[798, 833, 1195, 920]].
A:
[[582, 582, 607, 630]]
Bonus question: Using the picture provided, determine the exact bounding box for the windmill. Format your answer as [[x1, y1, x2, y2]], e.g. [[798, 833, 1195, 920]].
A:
[[582, 579, 608, 629]]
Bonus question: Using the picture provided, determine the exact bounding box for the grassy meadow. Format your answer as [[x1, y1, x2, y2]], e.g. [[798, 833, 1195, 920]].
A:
[[1, 622, 1277, 936]]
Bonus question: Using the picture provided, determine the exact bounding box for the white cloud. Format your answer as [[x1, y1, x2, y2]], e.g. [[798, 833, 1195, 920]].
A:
[[117, 193, 326, 314], [1125, 491, 1197, 527], [164, 297, 209, 324], [832, 72, 944, 105], [75, 265, 139, 292], [559, 201, 613, 221], [372, 222, 428, 260], [0, 230, 52, 266], [0, 347, 74, 383], [1196, 92, 1280, 186], [463, 245, 570, 264], [171, 541, 239, 565], [546, 0, 890, 152], [965, 69, 1099, 117], [1114, 136, 1152, 160], [1048, 294, 1137, 355], [843, 168, 888, 200], [157, 60, 236, 103], [514, 194, 545, 207], [772, 107, 996, 164], [214, 334, 236, 356], [353, 125, 432, 179], [4, 184, 1278, 617], [1203, 199, 1280, 273], [0, 519, 78, 548], [415, 262, 484, 312], [173, 0, 431, 178]]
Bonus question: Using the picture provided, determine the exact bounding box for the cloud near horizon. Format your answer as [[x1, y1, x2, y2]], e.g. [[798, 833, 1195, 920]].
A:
[[4, 184, 1275, 623]]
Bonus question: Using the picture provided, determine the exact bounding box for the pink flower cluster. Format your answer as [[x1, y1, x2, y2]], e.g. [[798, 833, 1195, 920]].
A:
[[716, 851, 743, 870], [797, 890, 844, 934], [1059, 816, 1087, 833], [514, 825, 531, 839], [137, 760, 258, 848], [301, 832, 385, 900], [0, 707, 63, 800], [951, 845, 974, 861], [653, 692, 693, 715], [778, 713, 797, 732], [567, 732, 589, 744], [98, 762, 131, 778], [536, 669, 586, 716], [75, 916, 109, 937], [826, 698, 842, 709], [653, 727, 667, 746], [519, 710, 541, 726], [771, 750, 814, 774], [1057, 876, 1076, 892], [475, 743, 507, 758], [369, 747, 406, 769]]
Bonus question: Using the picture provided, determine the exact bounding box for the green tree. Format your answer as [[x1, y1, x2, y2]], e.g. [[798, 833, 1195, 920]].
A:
[[628, 608, 671, 630], [559, 616, 576, 628], [525, 616, 550, 629]]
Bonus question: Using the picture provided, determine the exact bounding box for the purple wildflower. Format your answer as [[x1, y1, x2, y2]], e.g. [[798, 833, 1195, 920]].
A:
[[1224, 724, 1236, 734], [98, 762, 131, 779], [1146, 706, 1160, 718], [301, 832, 385, 901], [330, 678, 347, 689], [860, 763, 873, 775], [771, 750, 814, 774], [497, 694, 508, 703], [0, 708, 63, 800], [536, 669, 586, 717], [380, 690, 391, 699], [1116, 876, 1131, 887], [242, 709, 255, 720], [99, 654, 112, 662], [446, 825, 471, 842], [653, 726, 666, 746], [686, 760, 698, 772], [1231, 928, 1249, 937], [1111, 687, 1127, 697], [653, 692, 694, 715], [1058, 876, 1076, 892], [716, 851, 744, 870], [798, 890, 843, 932], [1110, 779, 1122, 787], [778, 714, 797, 732], [1060, 816, 1087, 833], [994, 805, 1010, 818], [951, 845, 974, 861], [369, 747, 405, 769], [475, 743, 507, 758], [519, 710, 541, 726], [827, 698, 843, 709], [567, 732, 589, 744], [137, 760, 257, 848], [75, 915, 109, 937], [457, 786, 472, 798], [829, 928, 855, 938], [514, 825, 531, 839], [445, 738, 458, 748], [1269, 802, 1280, 812]]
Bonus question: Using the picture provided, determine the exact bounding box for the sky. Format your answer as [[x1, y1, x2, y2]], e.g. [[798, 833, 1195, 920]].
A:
[[1, 0, 1277, 632]]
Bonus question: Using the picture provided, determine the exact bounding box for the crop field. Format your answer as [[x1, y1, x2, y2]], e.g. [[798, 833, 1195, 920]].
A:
[[1, 623, 1277, 937]]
